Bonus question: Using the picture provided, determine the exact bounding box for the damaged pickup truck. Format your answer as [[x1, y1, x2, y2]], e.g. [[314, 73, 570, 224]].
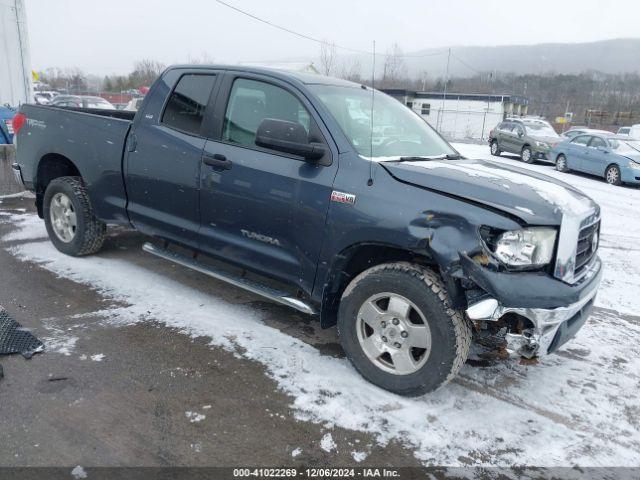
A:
[[11, 65, 602, 396]]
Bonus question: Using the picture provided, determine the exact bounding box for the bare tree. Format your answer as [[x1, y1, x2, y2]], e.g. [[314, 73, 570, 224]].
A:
[[338, 58, 362, 83], [319, 41, 337, 77], [187, 52, 216, 64], [129, 59, 166, 87], [381, 43, 408, 88]]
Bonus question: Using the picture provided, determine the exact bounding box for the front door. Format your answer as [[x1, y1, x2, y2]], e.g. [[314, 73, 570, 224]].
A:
[[198, 75, 337, 293], [584, 136, 609, 175], [125, 71, 219, 247]]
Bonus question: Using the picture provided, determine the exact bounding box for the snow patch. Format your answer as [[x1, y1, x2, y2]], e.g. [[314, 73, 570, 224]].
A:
[[185, 411, 206, 423], [320, 433, 337, 452], [71, 466, 87, 479], [90, 353, 105, 362], [351, 451, 368, 462], [291, 447, 302, 458], [42, 332, 78, 356], [0, 191, 35, 200], [0, 213, 47, 241]]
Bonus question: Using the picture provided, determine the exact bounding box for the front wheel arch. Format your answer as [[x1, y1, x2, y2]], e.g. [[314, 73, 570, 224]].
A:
[[319, 243, 446, 329]]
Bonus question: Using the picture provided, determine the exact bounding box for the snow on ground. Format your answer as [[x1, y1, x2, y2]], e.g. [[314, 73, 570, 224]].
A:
[[1, 157, 639, 466], [454, 142, 640, 317]]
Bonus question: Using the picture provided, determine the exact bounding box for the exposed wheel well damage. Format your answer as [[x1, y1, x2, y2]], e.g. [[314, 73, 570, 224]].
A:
[[35, 154, 81, 217], [319, 243, 464, 328]]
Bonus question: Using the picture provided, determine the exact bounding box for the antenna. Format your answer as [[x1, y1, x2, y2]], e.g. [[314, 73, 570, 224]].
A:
[[368, 40, 376, 187]]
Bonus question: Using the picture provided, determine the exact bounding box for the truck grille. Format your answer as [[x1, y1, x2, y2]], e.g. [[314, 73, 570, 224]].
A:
[[574, 221, 599, 276]]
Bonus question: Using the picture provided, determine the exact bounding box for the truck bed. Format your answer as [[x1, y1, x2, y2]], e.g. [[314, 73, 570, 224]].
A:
[[15, 103, 136, 223]]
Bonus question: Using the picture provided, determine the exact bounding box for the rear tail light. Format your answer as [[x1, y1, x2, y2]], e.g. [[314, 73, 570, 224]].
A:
[[12, 113, 26, 135]]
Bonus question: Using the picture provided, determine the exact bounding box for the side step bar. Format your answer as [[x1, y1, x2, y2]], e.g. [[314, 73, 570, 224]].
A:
[[142, 242, 318, 315]]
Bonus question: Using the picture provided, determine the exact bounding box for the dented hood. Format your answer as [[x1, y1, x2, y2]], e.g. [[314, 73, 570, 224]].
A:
[[381, 158, 597, 225]]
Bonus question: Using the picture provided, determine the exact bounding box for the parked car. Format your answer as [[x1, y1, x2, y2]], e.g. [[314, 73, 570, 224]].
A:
[[123, 97, 144, 112], [629, 124, 640, 139], [562, 127, 612, 139], [489, 118, 562, 163], [12, 65, 603, 396], [0, 105, 16, 144], [50, 95, 116, 110], [34, 91, 60, 105], [552, 134, 640, 186]]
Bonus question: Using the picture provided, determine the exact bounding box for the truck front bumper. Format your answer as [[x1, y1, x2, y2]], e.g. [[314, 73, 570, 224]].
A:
[[463, 255, 603, 358]]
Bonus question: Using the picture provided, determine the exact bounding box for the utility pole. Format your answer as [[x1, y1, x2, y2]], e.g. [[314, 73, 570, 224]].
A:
[[439, 48, 451, 132]]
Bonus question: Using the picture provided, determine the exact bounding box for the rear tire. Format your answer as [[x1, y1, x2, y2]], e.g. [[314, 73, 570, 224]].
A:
[[605, 165, 622, 186], [43, 176, 106, 256], [337, 262, 471, 396], [556, 154, 569, 172], [490, 140, 501, 156], [521, 146, 534, 163]]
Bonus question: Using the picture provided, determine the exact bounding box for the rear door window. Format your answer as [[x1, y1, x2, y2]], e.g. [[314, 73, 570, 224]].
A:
[[161, 74, 217, 136], [498, 122, 513, 133], [589, 137, 606, 149]]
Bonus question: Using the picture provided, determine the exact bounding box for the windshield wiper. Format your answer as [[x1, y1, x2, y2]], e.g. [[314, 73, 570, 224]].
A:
[[397, 153, 463, 162]]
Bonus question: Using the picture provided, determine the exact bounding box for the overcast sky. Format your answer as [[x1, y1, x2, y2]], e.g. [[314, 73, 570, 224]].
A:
[[25, 0, 640, 75]]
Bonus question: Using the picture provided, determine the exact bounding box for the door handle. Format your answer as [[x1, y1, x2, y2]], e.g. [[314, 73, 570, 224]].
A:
[[202, 153, 232, 170]]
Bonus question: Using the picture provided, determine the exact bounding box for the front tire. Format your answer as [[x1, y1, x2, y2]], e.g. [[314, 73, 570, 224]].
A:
[[490, 140, 501, 156], [556, 154, 569, 172], [337, 262, 471, 396], [521, 146, 534, 163], [605, 165, 622, 186], [43, 176, 106, 256]]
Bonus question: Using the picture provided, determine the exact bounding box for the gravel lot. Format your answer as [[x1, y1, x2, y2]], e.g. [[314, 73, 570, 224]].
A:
[[0, 143, 638, 469]]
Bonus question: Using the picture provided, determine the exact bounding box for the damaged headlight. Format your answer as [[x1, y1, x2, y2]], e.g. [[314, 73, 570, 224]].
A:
[[483, 227, 557, 268]]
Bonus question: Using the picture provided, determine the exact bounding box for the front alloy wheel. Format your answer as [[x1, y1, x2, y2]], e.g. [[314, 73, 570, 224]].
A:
[[521, 146, 533, 163], [356, 292, 432, 375], [556, 154, 569, 172], [605, 165, 622, 186], [338, 262, 471, 396]]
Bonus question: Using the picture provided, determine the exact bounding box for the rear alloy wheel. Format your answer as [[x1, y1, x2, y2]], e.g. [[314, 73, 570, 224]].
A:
[[556, 154, 569, 173], [605, 165, 622, 186], [521, 146, 534, 163], [490, 140, 501, 156], [43, 176, 107, 256]]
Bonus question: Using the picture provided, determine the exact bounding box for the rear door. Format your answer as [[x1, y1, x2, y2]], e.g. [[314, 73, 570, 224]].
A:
[[565, 135, 591, 170], [125, 70, 220, 247], [197, 73, 337, 292]]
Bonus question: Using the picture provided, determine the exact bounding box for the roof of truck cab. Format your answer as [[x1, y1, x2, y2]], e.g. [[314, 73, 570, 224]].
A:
[[165, 65, 362, 88]]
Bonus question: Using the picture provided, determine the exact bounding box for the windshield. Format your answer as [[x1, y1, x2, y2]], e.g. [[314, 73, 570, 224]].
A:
[[524, 123, 559, 138], [610, 139, 640, 155], [310, 85, 456, 160]]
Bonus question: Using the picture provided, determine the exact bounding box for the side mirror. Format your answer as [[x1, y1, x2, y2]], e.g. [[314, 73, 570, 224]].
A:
[[517, 130, 524, 137], [256, 118, 325, 161]]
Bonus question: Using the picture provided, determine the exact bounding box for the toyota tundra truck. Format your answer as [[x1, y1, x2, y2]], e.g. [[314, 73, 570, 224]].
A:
[[11, 65, 603, 396]]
